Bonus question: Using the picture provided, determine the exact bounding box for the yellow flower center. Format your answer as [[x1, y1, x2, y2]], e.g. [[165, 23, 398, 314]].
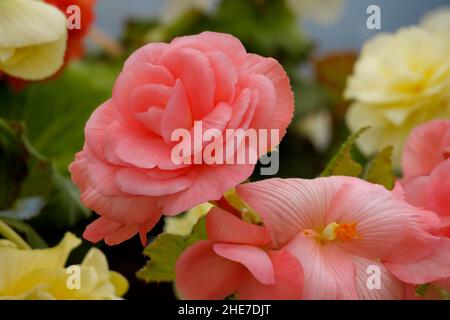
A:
[[304, 222, 360, 243]]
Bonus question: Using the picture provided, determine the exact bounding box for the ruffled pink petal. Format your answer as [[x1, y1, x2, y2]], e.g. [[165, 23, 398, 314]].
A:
[[69, 156, 162, 224], [243, 54, 294, 141], [206, 51, 238, 104], [206, 207, 271, 246], [213, 243, 275, 285], [84, 100, 116, 163], [160, 163, 254, 216], [135, 107, 164, 136], [114, 168, 192, 196], [112, 63, 175, 129], [161, 80, 193, 143], [245, 74, 276, 130], [124, 42, 169, 68], [402, 120, 450, 179], [103, 121, 179, 170], [237, 178, 335, 247], [227, 89, 252, 129], [426, 160, 450, 217], [129, 84, 172, 114], [170, 31, 247, 65], [352, 256, 405, 300], [175, 240, 245, 300], [161, 48, 215, 120], [237, 249, 304, 300], [286, 235, 357, 300], [385, 237, 450, 284]]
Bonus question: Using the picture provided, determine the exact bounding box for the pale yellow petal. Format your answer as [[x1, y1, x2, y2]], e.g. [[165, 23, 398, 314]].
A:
[[109, 271, 129, 297], [0, 0, 67, 47], [0, 31, 67, 80]]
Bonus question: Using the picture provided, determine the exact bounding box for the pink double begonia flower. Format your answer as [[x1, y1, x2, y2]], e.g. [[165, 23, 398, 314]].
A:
[[69, 32, 294, 245]]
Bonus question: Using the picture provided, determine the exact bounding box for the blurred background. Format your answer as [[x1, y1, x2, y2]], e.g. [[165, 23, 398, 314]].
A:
[[1, 0, 449, 300]]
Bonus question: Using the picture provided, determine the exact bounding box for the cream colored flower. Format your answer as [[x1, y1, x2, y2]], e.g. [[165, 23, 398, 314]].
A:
[[345, 27, 450, 166], [0, 0, 67, 80], [0, 233, 128, 300], [421, 6, 450, 37], [164, 203, 213, 236]]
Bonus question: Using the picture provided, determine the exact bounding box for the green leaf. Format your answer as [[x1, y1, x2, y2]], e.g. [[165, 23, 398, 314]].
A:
[[29, 171, 91, 229], [364, 146, 396, 190], [320, 127, 369, 177], [0, 119, 28, 209], [0, 61, 119, 175], [0, 217, 48, 248], [137, 216, 207, 283]]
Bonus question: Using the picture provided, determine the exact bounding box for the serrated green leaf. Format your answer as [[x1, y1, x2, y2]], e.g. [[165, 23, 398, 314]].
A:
[[320, 127, 369, 177], [364, 146, 396, 190], [137, 216, 207, 283]]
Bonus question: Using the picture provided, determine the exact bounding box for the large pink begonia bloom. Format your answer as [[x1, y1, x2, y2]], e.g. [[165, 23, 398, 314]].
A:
[[69, 32, 294, 245], [175, 207, 303, 300], [394, 120, 450, 294], [236, 177, 449, 300]]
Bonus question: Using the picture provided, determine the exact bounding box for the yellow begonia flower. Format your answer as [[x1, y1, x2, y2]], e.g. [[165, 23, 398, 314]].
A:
[[0, 0, 68, 80], [164, 203, 213, 236], [0, 233, 128, 300], [345, 27, 450, 166]]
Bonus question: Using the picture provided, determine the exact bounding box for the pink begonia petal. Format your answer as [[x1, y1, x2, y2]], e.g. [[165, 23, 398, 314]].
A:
[[237, 178, 336, 247], [84, 100, 115, 163], [402, 120, 450, 179], [83, 214, 160, 246], [114, 168, 192, 197], [103, 121, 180, 170], [161, 48, 215, 120], [170, 31, 247, 65], [237, 250, 304, 300], [227, 89, 252, 129], [402, 176, 431, 210], [435, 277, 450, 291], [124, 42, 169, 68], [325, 180, 441, 262], [246, 74, 277, 130], [129, 84, 172, 113], [135, 106, 164, 136], [213, 243, 275, 285], [206, 207, 271, 246], [112, 63, 175, 129], [286, 235, 357, 300], [243, 54, 294, 141], [69, 156, 161, 225], [385, 237, 450, 284], [175, 240, 245, 300], [425, 160, 450, 217], [206, 51, 238, 104], [352, 256, 405, 300], [160, 163, 254, 216], [161, 80, 193, 143]]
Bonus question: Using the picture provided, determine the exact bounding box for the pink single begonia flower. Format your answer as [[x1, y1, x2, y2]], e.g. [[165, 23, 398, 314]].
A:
[[393, 120, 450, 296], [175, 207, 304, 300], [69, 32, 294, 245], [236, 177, 449, 300]]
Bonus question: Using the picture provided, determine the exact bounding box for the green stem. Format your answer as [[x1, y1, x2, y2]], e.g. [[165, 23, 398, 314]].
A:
[[0, 219, 31, 250]]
